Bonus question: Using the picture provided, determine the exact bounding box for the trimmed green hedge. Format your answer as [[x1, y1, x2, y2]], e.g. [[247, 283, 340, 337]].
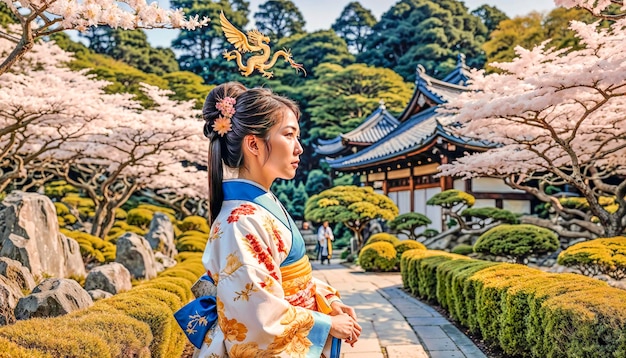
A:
[[358, 242, 397, 272], [401, 250, 626, 357], [0, 253, 204, 357]]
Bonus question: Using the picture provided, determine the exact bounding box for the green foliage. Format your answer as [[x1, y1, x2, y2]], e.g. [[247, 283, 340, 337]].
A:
[[474, 224, 559, 263], [461, 207, 519, 224], [357, 0, 487, 81], [171, 1, 249, 84], [254, 0, 306, 41], [388, 212, 432, 240], [365, 232, 400, 246], [272, 180, 308, 219], [0, 2, 18, 25], [54, 202, 71, 216], [277, 30, 355, 80], [61, 193, 95, 221], [107, 221, 148, 242], [332, 1, 377, 53], [394, 240, 426, 260], [402, 251, 626, 357], [471, 4, 509, 33], [177, 216, 210, 234], [176, 235, 207, 253], [451, 244, 474, 255], [63, 230, 116, 264], [427, 189, 475, 208], [304, 169, 332, 197], [45, 180, 79, 200], [305, 185, 398, 249], [163, 71, 214, 109], [305, 63, 412, 141], [115, 208, 128, 220], [127, 204, 176, 229], [557, 237, 626, 280], [483, 8, 600, 71], [80, 28, 179, 75], [358, 242, 397, 272]]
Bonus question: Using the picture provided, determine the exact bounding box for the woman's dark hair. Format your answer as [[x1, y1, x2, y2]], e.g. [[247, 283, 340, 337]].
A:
[[203, 82, 300, 224]]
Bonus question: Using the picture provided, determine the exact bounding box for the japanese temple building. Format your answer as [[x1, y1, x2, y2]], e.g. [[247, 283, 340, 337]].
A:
[[315, 55, 533, 231]]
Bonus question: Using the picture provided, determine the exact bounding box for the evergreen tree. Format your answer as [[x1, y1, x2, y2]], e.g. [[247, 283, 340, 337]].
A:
[[305, 63, 412, 141], [171, 0, 250, 84], [305, 169, 331, 197], [358, 0, 487, 81], [80, 28, 179, 75], [254, 0, 306, 41], [471, 4, 509, 33], [332, 2, 377, 54]]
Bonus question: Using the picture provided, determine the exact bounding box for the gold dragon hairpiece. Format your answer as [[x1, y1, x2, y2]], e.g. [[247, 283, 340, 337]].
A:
[[219, 11, 306, 79]]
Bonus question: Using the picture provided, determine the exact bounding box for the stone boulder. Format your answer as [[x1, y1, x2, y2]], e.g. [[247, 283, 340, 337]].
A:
[[154, 252, 177, 273], [0, 257, 35, 291], [0, 275, 23, 326], [145, 213, 177, 258], [84, 262, 132, 294], [14, 278, 93, 320], [0, 191, 86, 278], [115, 233, 157, 280]]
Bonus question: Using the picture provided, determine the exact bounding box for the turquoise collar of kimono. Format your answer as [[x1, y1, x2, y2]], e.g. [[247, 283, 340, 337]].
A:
[[223, 179, 305, 266]]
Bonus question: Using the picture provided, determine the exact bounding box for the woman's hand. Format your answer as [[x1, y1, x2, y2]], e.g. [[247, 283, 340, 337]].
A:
[[329, 301, 362, 346]]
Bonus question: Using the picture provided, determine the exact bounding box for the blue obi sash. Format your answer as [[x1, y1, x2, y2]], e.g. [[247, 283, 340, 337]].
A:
[[173, 180, 341, 356]]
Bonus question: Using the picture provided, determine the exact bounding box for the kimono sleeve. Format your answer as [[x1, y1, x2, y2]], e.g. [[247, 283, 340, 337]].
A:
[[204, 209, 332, 357]]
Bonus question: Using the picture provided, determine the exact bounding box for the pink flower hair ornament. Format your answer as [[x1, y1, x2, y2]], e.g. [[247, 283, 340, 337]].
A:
[[212, 96, 236, 136]]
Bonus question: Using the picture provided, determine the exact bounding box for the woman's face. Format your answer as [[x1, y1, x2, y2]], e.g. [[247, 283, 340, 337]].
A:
[[258, 109, 303, 185]]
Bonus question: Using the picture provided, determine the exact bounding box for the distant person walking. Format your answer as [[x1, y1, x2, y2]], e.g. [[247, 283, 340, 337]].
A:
[[318, 221, 334, 265]]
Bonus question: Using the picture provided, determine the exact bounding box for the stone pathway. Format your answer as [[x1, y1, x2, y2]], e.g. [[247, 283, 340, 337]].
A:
[[311, 259, 487, 358]]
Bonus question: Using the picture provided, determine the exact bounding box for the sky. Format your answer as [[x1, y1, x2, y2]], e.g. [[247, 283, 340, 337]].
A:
[[142, 0, 556, 48]]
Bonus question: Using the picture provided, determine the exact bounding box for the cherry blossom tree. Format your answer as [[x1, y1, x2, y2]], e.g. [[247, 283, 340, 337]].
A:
[[0, 37, 209, 237], [0, 0, 209, 75], [47, 83, 207, 238], [556, 0, 626, 19], [0, 37, 116, 192], [439, 17, 626, 239]]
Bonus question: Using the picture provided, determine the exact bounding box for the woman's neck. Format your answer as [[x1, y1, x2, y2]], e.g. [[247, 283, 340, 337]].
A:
[[238, 169, 272, 191]]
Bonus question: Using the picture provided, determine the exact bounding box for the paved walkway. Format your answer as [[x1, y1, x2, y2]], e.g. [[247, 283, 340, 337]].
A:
[[311, 259, 487, 358]]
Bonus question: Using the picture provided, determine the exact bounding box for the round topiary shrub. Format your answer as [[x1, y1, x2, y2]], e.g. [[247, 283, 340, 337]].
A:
[[474, 224, 559, 264], [177, 216, 210, 234], [451, 244, 474, 256], [365, 233, 401, 246], [358, 242, 398, 272], [557, 236, 626, 280], [126, 208, 155, 229], [394, 240, 426, 260]]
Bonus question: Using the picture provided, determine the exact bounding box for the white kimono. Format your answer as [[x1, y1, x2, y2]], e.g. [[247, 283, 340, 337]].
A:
[[178, 179, 342, 358]]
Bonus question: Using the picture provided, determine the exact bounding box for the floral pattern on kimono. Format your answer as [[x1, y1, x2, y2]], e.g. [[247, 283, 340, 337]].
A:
[[194, 179, 341, 358]]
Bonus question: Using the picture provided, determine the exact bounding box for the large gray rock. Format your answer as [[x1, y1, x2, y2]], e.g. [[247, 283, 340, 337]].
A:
[[14, 278, 93, 320], [87, 289, 113, 301], [60, 234, 86, 278], [154, 252, 177, 273], [0, 275, 23, 326], [115, 233, 157, 280], [145, 213, 177, 258], [0, 257, 35, 291], [84, 262, 132, 294], [0, 192, 86, 278]]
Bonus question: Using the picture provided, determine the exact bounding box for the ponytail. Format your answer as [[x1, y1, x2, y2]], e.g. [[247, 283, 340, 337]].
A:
[[207, 135, 223, 225]]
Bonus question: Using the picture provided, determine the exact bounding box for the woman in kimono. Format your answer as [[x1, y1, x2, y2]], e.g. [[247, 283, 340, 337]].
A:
[[177, 82, 361, 358]]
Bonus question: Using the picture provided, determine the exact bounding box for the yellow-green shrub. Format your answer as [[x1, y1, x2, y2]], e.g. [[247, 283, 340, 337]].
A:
[[45, 180, 78, 199], [0, 317, 111, 357], [451, 243, 474, 255], [115, 208, 128, 220], [474, 224, 559, 263], [393, 240, 425, 260], [62, 194, 95, 220], [127, 208, 156, 229], [158, 269, 200, 284], [557, 237, 626, 280], [54, 202, 70, 216], [107, 221, 147, 242], [0, 336, 52, 357], [177, 216, 210, 234], [174, 252, 203, 263], [401, 249, 626, 358], [63, 230, 116, 264], [358, 242, 397, 272], [176, 236, 207, 252], [365, 232, 401, 246]]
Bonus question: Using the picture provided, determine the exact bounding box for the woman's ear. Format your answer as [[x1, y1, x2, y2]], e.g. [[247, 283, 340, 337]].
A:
[[243, 134, 260, 156]]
